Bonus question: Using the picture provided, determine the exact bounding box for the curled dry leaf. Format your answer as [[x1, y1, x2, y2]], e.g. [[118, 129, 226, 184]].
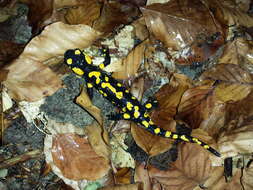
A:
[[217, 124, 253, 158], [3, 22, 101, 102], [148, 143, 212, 190], [51, 133, 110, 180], [177, 83, 218, 130], [114, 167, 132, 185], [154, 73, 192, 118], [85, 122, 111, 161], [141, 0, 224, 51], [76, 88, 103, 125], [112, 40, 148, 80], [131, 120, 176, 156], [200, 64, 253, 103]]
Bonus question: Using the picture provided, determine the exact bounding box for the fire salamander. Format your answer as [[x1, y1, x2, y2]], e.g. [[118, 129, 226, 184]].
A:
[[64, 48, 221, 157]]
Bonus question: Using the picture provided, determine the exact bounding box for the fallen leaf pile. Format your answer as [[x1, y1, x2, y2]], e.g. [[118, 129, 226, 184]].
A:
[[1, 0, 253, 190]]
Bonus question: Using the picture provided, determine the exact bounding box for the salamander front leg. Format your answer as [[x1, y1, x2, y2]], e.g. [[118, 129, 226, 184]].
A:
[[98, 46, 111, 70], [144, 97, 158, 111]]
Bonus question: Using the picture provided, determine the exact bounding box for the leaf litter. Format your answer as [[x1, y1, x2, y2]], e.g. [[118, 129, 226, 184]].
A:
[[1, 0, 253, 189]]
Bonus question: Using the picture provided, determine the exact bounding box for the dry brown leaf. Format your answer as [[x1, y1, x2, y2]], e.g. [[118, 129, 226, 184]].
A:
[[206, 0, 253, 29], [154, 73, 192, 118], [200, 64, 253, 103], [132, 17, 149, 41], [141, 0, 224, 51], [134, 163, 152, 190], [51, 133, 110, 180], [65, 0, 101, 25], [93, 1, 139, 34], [100, 184, 142, 190], [197, 165, 253, 190], [177, 84, 218, 130], [217, 123, 253, 158], [219, 38, 253, 72], [3, 22, 101, 102], [148, 143, 212, 190], [112, 40, 148, 80], [76, 88, 103, 125], [85, 122, 111, 161], [225, 91, 253, 123], [131, 119, 176, 156], [114, 168, 132, 185], [3, 59, 62, 102]]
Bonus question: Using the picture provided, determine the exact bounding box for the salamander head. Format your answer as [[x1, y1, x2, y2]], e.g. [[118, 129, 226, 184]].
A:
[[64, 48, 92, 76]]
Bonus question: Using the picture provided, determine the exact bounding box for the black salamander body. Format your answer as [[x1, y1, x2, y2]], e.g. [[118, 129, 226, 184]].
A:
[[64, 48, 221, 157]]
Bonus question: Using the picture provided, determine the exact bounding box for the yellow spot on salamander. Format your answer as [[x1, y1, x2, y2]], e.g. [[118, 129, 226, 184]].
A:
[[180, 135, 190, 142], [72, 67, 84, 75], [103, 93, 107, 97], [123, 113, 130, 119], [165, 131, 171, 137], [154, 128, 160, 134], [134, 106, 139, 111], [99, 63, 105, 69], [125, 90, 129, 93], [145, 103, 152, 109], [99, 90, 104, 94], [142, 120, 149, 128], [105, 76, 109, 81], [74, 49, 81, 55], [127, 102, 133, 110], [192, 138, 202, 145], [149, 120, 154, 125], [85, 54, 92, 64], [122, 107, 127, 112], [116, 92, 123, 99], [203, 145, 210, 149], [67, 58, 72, 65], [134, 111, 140, 118], [172, 134, 178, 139], [88, 71, 101, 84], [87, 83, 93, 88], [117, 83, 122, 87], [144, 112, 149, 117], [131, 96, 136, 100]]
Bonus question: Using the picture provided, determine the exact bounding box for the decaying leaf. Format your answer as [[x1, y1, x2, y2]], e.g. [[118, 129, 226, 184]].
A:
[[147, 143, 212, 190], [0, 41, 25, 63], [2, 22, 101, 102], [141, 0, 224, 51], [51, 133, 110, 180], [76, 88, 103, 125]]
